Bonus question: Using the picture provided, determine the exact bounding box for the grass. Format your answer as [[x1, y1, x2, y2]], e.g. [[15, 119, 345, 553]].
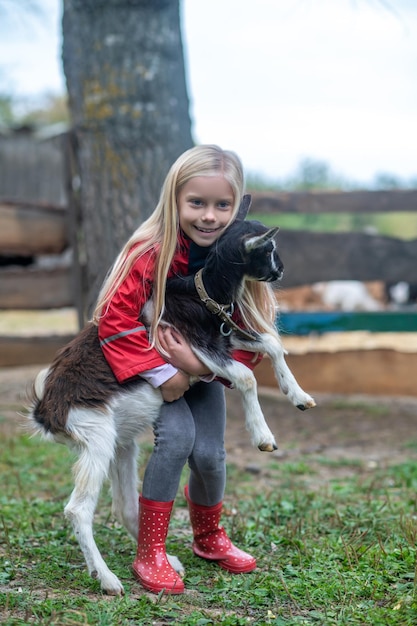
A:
[[250, 212, 417, 241], [2, 426, 417, 624]]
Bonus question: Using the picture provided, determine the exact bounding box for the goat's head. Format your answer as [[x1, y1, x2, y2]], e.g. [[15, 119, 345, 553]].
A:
[[241, 223, 283, 282], [232, 193, 283, 282], [211, 218, 284, 284]]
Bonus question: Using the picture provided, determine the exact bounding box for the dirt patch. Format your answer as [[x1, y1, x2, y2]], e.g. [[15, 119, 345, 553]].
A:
[[226, 386, 417, 489], [1, 364, 417, 489]]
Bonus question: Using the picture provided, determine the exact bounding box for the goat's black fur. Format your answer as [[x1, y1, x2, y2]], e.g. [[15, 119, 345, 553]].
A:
[[161, 217, 283, 364]]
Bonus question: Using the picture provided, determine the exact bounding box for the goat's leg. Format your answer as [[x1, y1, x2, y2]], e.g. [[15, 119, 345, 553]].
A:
[[272, 351, 316, 409], [110, 441, 140, 539], [201, 358, 277, 451], [110, 442, 185, 577], [64, 412, 125, 595], [232, 335, 316, 410], [230, 365, 278, 451], [260, 336, 316, 409]]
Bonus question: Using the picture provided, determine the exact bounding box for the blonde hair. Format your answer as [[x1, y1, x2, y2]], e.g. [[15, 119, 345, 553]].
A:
[[93, 144, 279, 350]]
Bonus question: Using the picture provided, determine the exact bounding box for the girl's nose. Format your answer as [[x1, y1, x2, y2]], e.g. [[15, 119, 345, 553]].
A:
[[201, 205, 216, 221]]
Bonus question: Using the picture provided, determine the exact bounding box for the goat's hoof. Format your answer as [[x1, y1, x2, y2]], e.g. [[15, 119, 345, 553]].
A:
[[258, 442, 278, 452], [297, 398, 316, 411], [99, 572, 125, 596], [105, 586, 125, 596]]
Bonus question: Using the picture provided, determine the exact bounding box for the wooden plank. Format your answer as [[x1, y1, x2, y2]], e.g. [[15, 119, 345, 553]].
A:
[[277, 230, 417, 286], [279, 311, 417, 335], [251, 189, 417, 215], [2, 333, 416, 396], [0, 334, 75, 367], [256, 349, 417, 396], [0, 266, 73, 309], [0, 201, 68, 255]]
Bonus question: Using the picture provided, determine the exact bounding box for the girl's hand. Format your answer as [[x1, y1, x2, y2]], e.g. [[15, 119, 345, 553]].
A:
[[160, 370, 190, 402], [157, 326, 211, 377]]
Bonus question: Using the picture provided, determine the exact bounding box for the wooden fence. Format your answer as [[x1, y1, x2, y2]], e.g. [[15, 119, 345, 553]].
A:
[[1, 187, 417, 392], [0, 126, 67, 206], [0, 200, 71, 309], [0, 128, 75, 366], [253, 190, 417, 335], [249, 190, 417, 396], [2, 189, 417, 309], [254, 189, 417, 287]]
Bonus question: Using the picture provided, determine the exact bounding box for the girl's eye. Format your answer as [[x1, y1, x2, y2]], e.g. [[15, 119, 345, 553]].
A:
[[191, 199, 203, 206], [218, 201, 231, 210]]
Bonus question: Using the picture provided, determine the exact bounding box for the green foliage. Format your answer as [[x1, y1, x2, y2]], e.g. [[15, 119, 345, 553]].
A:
[[252, 211, 417, 240], [0, 95, 15, 126], [19, 94, 70, 126], [247, 157, 417, 193], [285, 158, 350, 191], [2, 428, 417, 625], [0, 93, 69, 128], [247, 158, 344, 193], [247, 157, 417, 240]]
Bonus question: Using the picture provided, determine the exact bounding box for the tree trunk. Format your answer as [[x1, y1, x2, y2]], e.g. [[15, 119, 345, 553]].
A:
[[62, 0, 193, 319]]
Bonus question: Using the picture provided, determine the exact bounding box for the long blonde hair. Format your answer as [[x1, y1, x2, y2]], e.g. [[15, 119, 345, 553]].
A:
[[93, 144, 279, 349]]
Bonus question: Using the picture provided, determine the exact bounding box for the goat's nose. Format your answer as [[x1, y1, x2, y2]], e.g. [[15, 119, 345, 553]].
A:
[[272, 267, 284, 281]]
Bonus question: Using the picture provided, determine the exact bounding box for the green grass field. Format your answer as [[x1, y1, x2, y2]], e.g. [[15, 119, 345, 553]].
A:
[[2, 416, 417, 625]]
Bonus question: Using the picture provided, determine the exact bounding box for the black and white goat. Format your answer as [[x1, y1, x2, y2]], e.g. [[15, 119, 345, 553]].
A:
[[29, 197, 315, 594]]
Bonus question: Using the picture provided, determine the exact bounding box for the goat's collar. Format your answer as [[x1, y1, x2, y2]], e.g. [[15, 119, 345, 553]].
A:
[[194, 269, 258, 341]]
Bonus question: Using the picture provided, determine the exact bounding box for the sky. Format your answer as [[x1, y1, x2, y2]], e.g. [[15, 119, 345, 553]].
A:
[[1, 0, 416, 186]]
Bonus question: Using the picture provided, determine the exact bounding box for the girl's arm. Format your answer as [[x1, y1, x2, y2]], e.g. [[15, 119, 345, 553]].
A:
[[157, 326, 212, 377], [98, 252, 168, 382], [159, 370, 191, 402]]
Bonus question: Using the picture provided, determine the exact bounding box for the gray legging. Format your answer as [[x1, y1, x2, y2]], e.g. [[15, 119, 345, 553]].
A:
[[142, 381, 226, 506]]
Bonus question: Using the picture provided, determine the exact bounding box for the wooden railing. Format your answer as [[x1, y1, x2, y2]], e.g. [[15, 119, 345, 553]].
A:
[[251, 190, 417, 286], [250, 190, 417, 335], [0, 200, 72, 309], [1, 189, 416, 366]]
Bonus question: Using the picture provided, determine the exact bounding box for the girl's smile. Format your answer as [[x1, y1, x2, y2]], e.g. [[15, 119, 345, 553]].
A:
[[177, 176, 235, 246]]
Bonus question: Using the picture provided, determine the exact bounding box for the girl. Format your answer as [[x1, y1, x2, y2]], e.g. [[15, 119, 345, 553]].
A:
[[93, 145, 278, 594]]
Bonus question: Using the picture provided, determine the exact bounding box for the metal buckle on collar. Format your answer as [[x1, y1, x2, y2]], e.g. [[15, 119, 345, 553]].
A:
[[204, 298, 224, 315], [220, 322, 233, 337]]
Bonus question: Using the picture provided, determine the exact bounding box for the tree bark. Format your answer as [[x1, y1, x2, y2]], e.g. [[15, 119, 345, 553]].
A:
[[62, 0, 193, 318]]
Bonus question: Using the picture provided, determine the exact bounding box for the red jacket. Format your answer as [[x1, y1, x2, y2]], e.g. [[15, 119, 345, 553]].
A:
[[98, 231, 262, 383]]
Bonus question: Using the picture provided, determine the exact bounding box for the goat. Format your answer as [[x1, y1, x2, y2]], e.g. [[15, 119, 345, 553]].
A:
[[312, 281, 382, 312], [28, 197, 315, 595]]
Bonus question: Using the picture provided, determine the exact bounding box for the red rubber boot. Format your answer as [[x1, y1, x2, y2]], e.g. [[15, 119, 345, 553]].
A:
[[132, 496, 184, 594], [184, 486, 256, 574]]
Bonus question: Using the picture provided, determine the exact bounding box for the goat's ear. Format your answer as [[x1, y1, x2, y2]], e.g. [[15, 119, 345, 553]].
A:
[[235, 194, 252, 221], [245, 227, 279, 251]]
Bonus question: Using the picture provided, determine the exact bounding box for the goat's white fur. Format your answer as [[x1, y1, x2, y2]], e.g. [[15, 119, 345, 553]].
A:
[[31, 331, 314, 595], [192, 332, 315, 450], [32, 379, 184, 595]]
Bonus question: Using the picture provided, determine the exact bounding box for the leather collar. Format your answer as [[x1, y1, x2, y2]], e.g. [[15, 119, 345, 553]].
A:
[[194, 269, 258, 341]]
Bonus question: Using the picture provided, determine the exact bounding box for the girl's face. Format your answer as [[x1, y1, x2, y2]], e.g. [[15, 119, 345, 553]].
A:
[[177, 175, 235, 247]]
